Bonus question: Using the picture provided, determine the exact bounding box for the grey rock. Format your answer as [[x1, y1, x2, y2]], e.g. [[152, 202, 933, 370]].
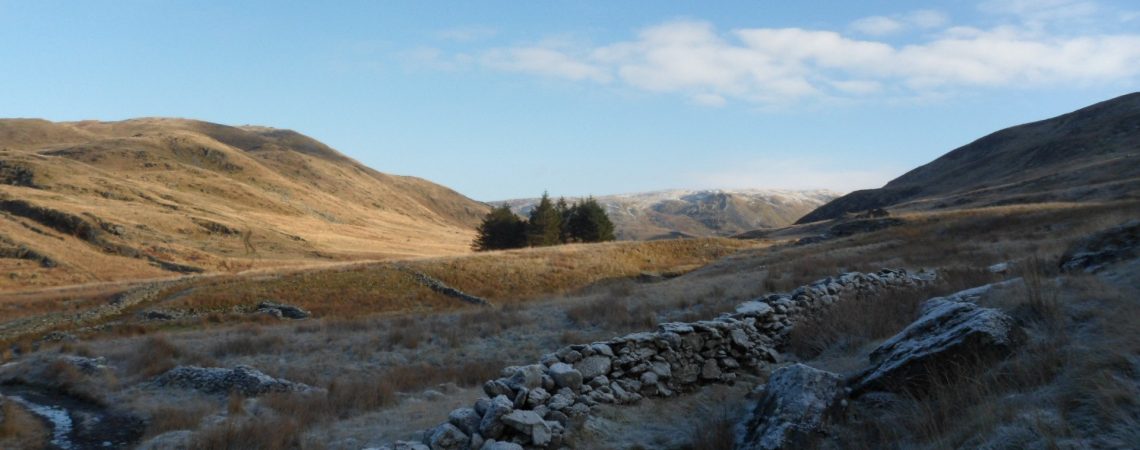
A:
[[448, 407, 481, 435], [426, 423, 468, 450], [576, 356, 611, 380], [737, 364, 845, 450], [256, 300, 310, 319], [546, 392, 574, 411], [547, 363, 583, 391], [154, 365, 314, 396], [501, 410, 552, 446], [700, 359, 722, 380], [1060, 220, 1140, 272], [736, 301, 774, 316], [478, 395, 514, 439], [505, 364, 545, 391], [853, 295, 1025, 394]]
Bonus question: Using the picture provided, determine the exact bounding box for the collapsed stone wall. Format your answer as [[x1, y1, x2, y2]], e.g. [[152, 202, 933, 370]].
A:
[[391, 269, 930, 450]]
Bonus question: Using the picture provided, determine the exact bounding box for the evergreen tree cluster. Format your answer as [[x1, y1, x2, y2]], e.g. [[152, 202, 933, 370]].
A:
[[472, 192, 615, 251]]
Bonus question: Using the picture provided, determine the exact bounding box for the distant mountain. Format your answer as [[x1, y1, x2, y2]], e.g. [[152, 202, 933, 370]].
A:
[[499, 189, 839, 240], [0, 118, 489, 288], [798, 92, 1140, 224]]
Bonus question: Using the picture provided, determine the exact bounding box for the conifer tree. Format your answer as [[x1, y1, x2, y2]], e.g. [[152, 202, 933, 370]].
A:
[[526, 191, 563, 247], [556, 197, 572, 243], [567, 197, 616, 243], [472, 204, 527, 251]]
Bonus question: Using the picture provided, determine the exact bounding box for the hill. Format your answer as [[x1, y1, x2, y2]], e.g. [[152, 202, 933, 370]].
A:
[[0, 118, 489, 290], [797, 92, 1140, 224], [499, 189, 837, 240]]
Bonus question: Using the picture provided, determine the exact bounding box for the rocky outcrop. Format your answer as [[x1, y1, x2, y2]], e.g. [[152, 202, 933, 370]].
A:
[[1059, 220, 1140, 273], [737, 364, 846, 450], [399, 266, 491, 307], [851, 292, 1024, 394], [389, 269, 928, 449], [154, 365, 316, 396], [256, 301, 311, 319]]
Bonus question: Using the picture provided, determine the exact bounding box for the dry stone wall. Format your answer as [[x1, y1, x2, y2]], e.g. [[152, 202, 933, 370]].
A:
[[384, 268, 930, 450]]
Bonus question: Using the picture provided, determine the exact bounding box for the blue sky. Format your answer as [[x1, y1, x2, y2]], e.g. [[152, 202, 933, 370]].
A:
[[2, 1, 1138, 201]]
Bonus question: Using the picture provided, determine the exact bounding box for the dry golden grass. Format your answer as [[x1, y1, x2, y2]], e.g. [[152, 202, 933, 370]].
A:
[[98, 237, 760, 326], [407, 237, 760, 301], [0, 399, 48, 450]]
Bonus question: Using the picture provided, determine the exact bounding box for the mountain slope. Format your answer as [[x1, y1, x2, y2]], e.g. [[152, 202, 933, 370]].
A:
[[501, 189, 838, 240], [798, 92, 1140, 224], [0, 118, 488, 289]]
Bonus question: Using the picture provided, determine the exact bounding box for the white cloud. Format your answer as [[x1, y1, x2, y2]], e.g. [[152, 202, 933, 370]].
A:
[[979, 0, 1099, 23], [415, 3, 1140, 107], [907, 10, 951, 28], [851, 10, 949, 35], [686, 158, 901, 193], [481, 46, 611, 82], [851, 16, 905, 36]]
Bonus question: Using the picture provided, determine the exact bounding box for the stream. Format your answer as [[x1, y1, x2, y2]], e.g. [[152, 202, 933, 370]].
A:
[[1, 383, 143, 449]]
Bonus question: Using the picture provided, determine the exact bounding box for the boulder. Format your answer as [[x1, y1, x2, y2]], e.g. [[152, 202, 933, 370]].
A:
[[256, 301, 310, 319], [737, 364, 845, 450], [478, 395, 514, 439], [548, 363, 583, 391], [1059, 220, 1140, 273], [575, 355, 611, 380], [852, 296, 1025, 394], [448, 407, 481, 436], [425, 423, 468, 450], [505, 364, 545, 391], [736, 301, 774, 316], [154, 365, 314, 396], [501, 410, 552, 446]]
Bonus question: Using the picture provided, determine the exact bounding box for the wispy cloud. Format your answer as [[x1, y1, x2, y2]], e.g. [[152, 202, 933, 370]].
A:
[[410, 1, 1140, 106], [850, 10, 948, 36], [435, 26, 498, 42]]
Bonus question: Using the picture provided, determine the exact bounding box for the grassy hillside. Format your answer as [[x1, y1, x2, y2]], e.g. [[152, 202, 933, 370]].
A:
[[0, 118, 489, 290], [798, 92, 1140, 223]]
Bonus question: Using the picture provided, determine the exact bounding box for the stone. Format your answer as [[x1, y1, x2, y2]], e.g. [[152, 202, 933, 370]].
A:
[[700, 359, 722, 380], [526, 387, 551, 407], [730, 328, 752, 348], [153, 365, 314, 396], [448, 407, 481, 436], [548, 363, 583, 391], [1059, 220, 1140, 273], [590, 343, 614, 357], [256, 300, 310, 319], [639, 371, 658, 386], [852, 295, 1025, 394], [479, 441, 523, 450], [425, 423, 468, 450], [658, 322, 694, 333], [736, 301, 774, 316], [501, 410, 552, 446], [737, 364, 846, 450], [483, 379, 512, 398], [546, 392, 574, 410], [576, 356, 612, 380], [478, 395, 514, 439], [505, 364, 545, 391]]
